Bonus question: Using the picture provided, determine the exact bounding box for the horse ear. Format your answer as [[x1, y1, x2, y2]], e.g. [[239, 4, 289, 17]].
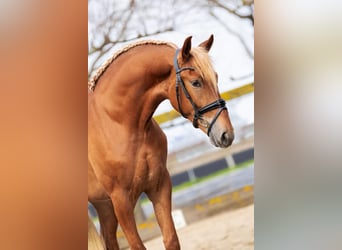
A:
[[198, 34, 214, 52], [181, 36, 192, 62]]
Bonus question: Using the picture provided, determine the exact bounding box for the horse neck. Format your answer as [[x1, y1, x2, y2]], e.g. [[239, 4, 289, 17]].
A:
[[93, 45, 174, 131]]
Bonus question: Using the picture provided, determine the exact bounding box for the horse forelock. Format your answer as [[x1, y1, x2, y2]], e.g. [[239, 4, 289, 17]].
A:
[[190, 47, 217, 87], [88, 40, 177, 92]]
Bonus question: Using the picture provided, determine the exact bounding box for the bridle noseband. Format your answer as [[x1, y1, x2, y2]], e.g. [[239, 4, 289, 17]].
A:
[[173, 49, 227, 136]]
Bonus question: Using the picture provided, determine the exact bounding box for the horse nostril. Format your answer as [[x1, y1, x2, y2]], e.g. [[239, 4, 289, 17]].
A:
[[221, 132, 233, 147]]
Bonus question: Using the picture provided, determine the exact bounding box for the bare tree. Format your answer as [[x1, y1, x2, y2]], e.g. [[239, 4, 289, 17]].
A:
[[208, 0, 254, 25], [88, 0, 185, 77], [206, 0, 254, 61], [88, 0, 254, 77]]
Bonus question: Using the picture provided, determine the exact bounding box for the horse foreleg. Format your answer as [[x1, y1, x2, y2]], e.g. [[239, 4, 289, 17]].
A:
[[92, 200, 120, 250], [147, 171, 180, 250], [111, 189, 146, 250]]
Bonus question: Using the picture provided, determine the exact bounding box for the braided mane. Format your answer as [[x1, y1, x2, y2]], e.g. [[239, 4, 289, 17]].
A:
[[88, 40, 177, 92]]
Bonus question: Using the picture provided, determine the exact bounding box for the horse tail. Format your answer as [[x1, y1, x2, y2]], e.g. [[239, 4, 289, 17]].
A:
[[88, 216, 105, 250]]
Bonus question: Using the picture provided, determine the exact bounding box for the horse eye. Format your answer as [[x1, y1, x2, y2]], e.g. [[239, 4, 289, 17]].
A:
[[191, 80, 202, 88]]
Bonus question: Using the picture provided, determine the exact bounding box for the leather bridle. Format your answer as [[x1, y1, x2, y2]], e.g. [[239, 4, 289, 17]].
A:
[[173, 49, 227, 136]]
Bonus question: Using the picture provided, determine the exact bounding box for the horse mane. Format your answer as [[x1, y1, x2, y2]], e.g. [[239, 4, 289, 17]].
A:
[[88, 40, 177, 92], [88, 39, 216, 92], [189, 47, 217, 87]]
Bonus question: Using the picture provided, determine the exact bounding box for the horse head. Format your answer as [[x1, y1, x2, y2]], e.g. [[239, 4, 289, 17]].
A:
[[169, 35, 234, 148]]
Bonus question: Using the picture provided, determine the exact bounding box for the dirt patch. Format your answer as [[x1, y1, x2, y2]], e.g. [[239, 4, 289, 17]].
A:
[[144, 204, 254, 250]]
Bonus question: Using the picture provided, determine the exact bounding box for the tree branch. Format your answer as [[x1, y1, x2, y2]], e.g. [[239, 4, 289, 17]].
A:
[[209, 10, 254, 59], [208, 0, 254, 25]]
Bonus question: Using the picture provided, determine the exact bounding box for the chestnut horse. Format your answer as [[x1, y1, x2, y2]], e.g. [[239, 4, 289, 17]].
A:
[[88, 35, 234, 250]]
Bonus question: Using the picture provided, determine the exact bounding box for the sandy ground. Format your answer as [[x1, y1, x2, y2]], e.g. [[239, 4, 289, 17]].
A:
[[144, 204, 254, 250]]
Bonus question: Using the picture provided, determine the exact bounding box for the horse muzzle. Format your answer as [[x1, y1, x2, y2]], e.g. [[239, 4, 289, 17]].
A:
[[209, 126, 234, 148]]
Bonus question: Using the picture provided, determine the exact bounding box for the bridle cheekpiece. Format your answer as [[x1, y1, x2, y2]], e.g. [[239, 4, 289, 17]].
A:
[[173, 49, 227, 136]]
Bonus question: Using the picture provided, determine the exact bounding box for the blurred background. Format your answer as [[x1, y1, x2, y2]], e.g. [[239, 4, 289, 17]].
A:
[[88, 0, 254, 248], [2, 1, 341, 249]]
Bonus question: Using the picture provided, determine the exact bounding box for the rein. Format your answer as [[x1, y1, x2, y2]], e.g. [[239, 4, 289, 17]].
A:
[[173, 49, 227, 136]]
